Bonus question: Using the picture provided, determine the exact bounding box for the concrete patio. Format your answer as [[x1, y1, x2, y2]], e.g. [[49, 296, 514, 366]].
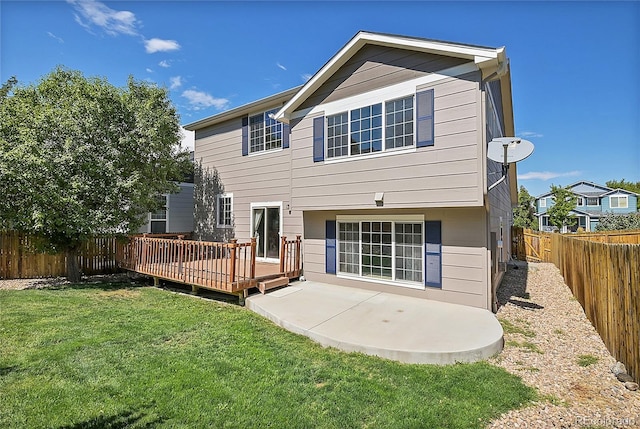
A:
[[246, 281, 504, 365]]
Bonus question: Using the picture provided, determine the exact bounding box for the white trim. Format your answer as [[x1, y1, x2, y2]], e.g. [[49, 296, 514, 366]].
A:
[[289, 62, 478, 121], [539, 198, 546, 208], [609, 194, 628, 209], [337, 273, 426, 291], [576, 196, 584, 206], [337, 214, 424, 222], [215, 193, 234, 229], [250, 201, 283, 263], [324, 146, 417, 165]]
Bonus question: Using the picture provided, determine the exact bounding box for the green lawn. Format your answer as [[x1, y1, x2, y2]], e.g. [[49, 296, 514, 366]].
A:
[[0, 283, 535, 428]]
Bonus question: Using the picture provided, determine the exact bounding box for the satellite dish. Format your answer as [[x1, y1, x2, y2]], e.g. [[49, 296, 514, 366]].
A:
[[487, 137, 534, 164]]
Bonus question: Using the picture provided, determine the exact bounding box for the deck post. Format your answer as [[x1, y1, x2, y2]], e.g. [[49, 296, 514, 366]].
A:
[[229, 239, 237, 288], [295, 235, 302, 276], [279, 236, 287, 274], [177, 235, 184, 279], [250, 237, 257, 279]]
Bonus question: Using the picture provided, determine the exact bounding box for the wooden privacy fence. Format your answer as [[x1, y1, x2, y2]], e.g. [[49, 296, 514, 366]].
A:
[[511, 227, 640, 382], [0, 231, 124, 279]]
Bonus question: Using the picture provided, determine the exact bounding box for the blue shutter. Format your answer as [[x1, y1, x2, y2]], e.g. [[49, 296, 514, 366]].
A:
[[325, 220, 336, 274], [425, 220, 442, 288], [282, 123, 290, 149], [241, 116, 249, 156], [416, 89, 434, 147], [313, 116, 325, 162]]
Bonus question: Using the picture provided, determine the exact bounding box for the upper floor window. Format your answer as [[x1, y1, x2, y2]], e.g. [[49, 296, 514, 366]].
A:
[[539, 198, 547, 208], [576, 197, 584, 206], [587, 197, 599, 206], [326, 95, 413, 159], [249, 109, 282, 154], [216, 193, 233, 228], [610, 195, 628, 208], [150, 195, 167, 233]]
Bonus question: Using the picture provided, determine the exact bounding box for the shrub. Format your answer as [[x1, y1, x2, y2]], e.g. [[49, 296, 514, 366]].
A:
[[595, 212, 640, 231]]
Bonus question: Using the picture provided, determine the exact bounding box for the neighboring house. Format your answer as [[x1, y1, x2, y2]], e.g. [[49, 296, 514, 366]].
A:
[[138, 182, 195, 234], [184, 31, 518, 311], [535, 181, 639, 232]]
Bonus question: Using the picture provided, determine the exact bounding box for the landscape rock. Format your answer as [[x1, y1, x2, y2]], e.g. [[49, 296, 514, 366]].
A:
[[611, 361, 627, 376], [624, 382, 639, 391], [617, 372, 635, 383]]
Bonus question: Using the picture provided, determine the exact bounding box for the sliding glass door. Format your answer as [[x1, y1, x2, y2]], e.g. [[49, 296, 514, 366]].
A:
[[252, 204, 281, 260]]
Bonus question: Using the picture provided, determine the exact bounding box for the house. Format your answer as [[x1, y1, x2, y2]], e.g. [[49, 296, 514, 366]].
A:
[[184, 31, 518, 311], [138, 182, 194, 234], [535, 181, 639, 232]]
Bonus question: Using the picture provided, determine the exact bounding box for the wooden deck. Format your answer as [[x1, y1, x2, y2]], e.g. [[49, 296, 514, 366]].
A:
[[119, 235, 301, 301]]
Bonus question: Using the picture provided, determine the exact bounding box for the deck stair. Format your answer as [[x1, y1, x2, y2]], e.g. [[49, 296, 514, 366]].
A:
[[258, 276, 289, 294]]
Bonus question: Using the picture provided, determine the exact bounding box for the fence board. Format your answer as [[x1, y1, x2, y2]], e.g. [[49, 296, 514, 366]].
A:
[[0, 231, 125, 279]]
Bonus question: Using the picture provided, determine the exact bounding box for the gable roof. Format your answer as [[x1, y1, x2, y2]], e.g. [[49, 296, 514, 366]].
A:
[[535, 180, 640, 199], [274, 31, 508, 124]]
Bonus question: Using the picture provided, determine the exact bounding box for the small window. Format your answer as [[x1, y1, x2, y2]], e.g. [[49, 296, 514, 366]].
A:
[[576, 197, 584, 206], [385, 96, 414, 149], [150, 195, 167, 233], [539, 198, 547, 208], [610, 195, 628, 209], [327, 112, 349, 158], [216, 193, 233, 228], [587, 197, 599, 206], [249, 109, 282, 154], [351, 103, 383, 155]]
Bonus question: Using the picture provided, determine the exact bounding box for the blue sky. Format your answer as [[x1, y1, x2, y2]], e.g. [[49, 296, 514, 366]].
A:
[[1, 1, 638, 197]]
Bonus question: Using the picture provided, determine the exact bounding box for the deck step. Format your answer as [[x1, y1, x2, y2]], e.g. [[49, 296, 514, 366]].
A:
[[258, 276, 289, 294]]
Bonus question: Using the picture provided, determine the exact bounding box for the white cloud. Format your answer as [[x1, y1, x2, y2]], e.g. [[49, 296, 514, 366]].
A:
[[519, 131, 544, 138], [518, 171, 582, 181], [301, 73, 312, 82], [146, 68, 153, 73], [181, 89, 229, 110], [170, 76, 182, 90], [159, 60, 170, 68], [276, 62, 287, 71], [144, 38, 181, 54], [47, 31, 64, 43], [67, 0, 139, 36]]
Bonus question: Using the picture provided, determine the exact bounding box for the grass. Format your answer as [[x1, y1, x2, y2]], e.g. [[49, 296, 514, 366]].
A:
[[0, 283, 536, 429], [499, 319, 536, 338], [577, 354, 599, 367], [506, 340, 544, 354]]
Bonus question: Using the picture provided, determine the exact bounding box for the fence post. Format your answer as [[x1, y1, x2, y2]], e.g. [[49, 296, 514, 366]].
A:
[[229, 239, 237, 286], [279, 236, 287, 274], [295, 235, 302, 276]]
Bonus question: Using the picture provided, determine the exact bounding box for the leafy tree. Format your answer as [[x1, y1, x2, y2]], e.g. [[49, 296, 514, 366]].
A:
[[596, 212, 640, 231], [546, 185, 577, 232], [0, 67, 191, 281], [606, 179, 640, 209], [512, 185, 538, 230]]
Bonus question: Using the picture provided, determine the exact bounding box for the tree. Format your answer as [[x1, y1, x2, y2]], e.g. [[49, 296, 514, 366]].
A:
[[546, 185, 577, 232], [596, 212, 640, 231], [606, 179, 640, 209], [0, 67, 191, 281], [512, 185, 538, 230]]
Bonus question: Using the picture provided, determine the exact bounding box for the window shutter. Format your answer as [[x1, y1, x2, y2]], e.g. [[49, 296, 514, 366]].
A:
[[325, 220, 336, 274], [424, 220, 442, 288], [416, 89, 434, 147], [282, 123, 290, 149], [313, 116, 325, 162], [241, 116, 249, 156]]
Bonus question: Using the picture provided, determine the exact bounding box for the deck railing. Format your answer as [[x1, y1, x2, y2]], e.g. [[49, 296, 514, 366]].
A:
[[280, 235, 302, 278], [121, 236, 257, 293]]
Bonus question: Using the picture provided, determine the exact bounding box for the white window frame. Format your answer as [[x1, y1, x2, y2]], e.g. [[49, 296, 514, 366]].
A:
[[576, 196, 584, 206], [335, 215, 425, 290], [587, 197, 600, 207], [325, 94, 415, 161], [248, 108, 283, 155], [149, 194, 168, 233], [539, 198, 547, 208], [609, 195, 628, 209], [250, 201, 283, 263], [216, 193, 233, 228]]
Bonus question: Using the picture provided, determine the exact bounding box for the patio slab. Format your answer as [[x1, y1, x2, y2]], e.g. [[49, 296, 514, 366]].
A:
[[246, 281, 504, 364]]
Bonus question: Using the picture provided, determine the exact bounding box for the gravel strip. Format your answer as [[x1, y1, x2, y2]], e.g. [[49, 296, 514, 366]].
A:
[[488, 261, 640, 428]]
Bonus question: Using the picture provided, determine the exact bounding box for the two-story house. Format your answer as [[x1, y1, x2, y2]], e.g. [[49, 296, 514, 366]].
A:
[[185, 31, 518, 311], [535, 181, 639, 232]]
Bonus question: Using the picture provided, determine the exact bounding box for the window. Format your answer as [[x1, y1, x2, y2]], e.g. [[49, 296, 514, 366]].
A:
[[539, 198, 547, 208], [386, 96, 414, 149], [150, 195, 167, 233], [337, 220, 423, 284], [576, 197, 584, 206], [587, 197, 599, 206], [326, 96, 413, 159], [610, 195, 628, 208], [216, 193, 233, 228], [249, 109, 282, 153]]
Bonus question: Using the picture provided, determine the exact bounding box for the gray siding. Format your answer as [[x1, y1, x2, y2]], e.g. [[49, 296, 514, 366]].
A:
[[302, 208, 490, 309], [195, 116, 302, 242], [168, 184, 194, 232], [299, 45, 469, 109], [291, 71, 484, 211]]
